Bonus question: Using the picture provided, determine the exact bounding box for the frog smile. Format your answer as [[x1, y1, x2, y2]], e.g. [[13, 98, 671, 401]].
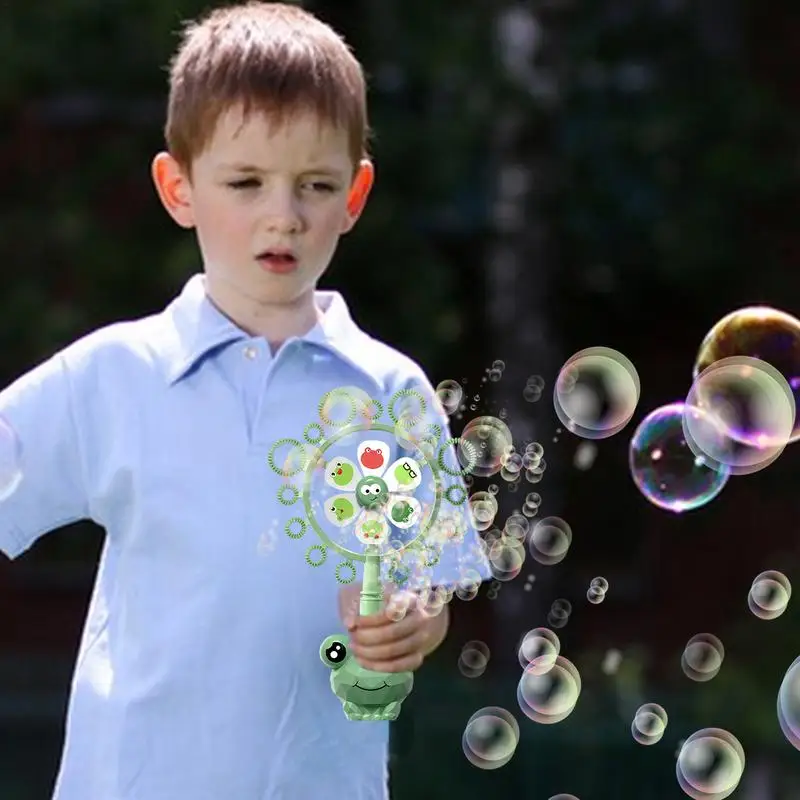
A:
[[353, 682, 389, 691]]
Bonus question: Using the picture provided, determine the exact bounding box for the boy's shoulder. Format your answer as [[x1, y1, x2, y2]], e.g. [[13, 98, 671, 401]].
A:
[[352, 330, 434, 394]]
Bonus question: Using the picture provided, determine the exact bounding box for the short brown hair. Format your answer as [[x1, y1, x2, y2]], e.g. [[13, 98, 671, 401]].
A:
[[163, 1, 370, 175]]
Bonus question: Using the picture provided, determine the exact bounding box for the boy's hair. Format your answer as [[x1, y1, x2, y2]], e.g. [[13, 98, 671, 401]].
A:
[[164, 1, 370, 176]]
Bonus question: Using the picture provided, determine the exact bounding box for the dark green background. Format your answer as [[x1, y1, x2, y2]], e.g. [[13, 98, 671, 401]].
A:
[[1, 0, 800, 797]]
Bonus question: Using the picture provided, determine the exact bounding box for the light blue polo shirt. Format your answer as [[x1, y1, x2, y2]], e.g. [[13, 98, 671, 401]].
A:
[[0, 274, 489, 800]]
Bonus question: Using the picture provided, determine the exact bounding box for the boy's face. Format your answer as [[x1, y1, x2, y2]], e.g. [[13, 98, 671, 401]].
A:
[[154, 105, 371, 317]]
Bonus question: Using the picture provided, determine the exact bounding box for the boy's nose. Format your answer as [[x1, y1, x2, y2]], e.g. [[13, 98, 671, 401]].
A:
[[262, 191, 303, 233]]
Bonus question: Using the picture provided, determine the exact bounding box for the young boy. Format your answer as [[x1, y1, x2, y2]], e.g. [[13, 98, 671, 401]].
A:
[[0, 3, 488, 799]]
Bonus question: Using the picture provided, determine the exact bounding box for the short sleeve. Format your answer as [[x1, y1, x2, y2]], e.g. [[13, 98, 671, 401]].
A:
[[0, 353, 89, 559], [390, 369, 493, 588]]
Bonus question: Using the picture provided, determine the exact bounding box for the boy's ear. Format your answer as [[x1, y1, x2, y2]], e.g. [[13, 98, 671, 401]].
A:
[[151, 152, 195, 229], [342, 159, 374, 232]]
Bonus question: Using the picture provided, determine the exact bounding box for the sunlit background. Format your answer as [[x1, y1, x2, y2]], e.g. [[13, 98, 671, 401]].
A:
[[2, 0, 800, 798]]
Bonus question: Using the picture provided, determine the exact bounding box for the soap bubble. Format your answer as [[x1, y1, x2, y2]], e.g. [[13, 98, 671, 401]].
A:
[[777, 655, 800, 751], [748, 570, 791, 620], [676, 728, 744, 799], [467, 491, 499, 532], [694, 305, 800, 442], [462, 706, 519, 770], [529, 516, 572, 565], [0, 416, 23, 503], [517, 654, 581, 724], [459, 640, 490, 678], [684, 356, 794, 475], [632, 702, 668, 745], [457, 416, 514, 478], [435, 380, 463, 416], [517, 627, 560, 672], [553, 347, 640, 439], [681, 633, 725, 683], [629, 403, 729, 513]]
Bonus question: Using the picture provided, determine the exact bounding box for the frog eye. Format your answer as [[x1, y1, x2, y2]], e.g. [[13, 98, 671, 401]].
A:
[[359, 485, 372, 495], [320, 635, 349, 669]]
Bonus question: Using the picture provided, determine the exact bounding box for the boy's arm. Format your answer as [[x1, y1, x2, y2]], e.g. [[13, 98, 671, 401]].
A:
[[0, 353, 89, 559]]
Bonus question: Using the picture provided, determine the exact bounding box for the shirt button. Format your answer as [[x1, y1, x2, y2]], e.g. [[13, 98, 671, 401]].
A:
[[243, 346, 258, 360]]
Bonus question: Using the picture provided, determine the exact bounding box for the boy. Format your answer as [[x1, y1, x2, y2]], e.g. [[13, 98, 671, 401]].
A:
[[0, 3, 488, 799]]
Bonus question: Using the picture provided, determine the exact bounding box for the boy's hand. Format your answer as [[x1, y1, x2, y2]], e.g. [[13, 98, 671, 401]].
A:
[[337, 584, 450, 673]]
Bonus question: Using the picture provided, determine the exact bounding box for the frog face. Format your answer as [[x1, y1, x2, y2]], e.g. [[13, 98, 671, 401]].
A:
[[355, 476, 389, 509]]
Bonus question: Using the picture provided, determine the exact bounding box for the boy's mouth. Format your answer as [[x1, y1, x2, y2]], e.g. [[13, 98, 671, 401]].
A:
[[256, 249, 299, 274]]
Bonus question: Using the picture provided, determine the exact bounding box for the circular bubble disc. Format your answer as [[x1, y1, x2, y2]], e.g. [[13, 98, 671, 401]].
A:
[[529, 516, 572, 565], [777, 655, 800, 750], [632, 702, 668, 746], [693, 305, 800, 442], [748, 569, 791, 620], [552, 598, 572, 615], [504, 513, 529, 542], [590, 576, 609, 593], [684, 356, 795, 475], [459, 640, 490, 678], [457, 416, 514, 478], [629, 402, 730, 513], [547, 608, 569, 629], [676, 728, 745, 800], [681, 633, 725, 683], [455, 569, 483, 602], [517, 627, 561, 672], [468, 491, 499, 532], [587, 586, 605, 605], [436, 379, 463, 416], [488, 538, 525, 582], [462, 706, 519, 770], [517, 654, 581, 724], [0, 416, 23, 503], [553, 347, 640, 439]]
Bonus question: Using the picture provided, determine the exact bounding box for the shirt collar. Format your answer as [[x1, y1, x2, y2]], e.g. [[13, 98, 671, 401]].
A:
[[160, 274, 383, 391]]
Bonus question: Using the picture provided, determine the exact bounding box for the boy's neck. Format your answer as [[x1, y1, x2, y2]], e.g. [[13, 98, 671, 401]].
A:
[[203, 278, 323, 352]]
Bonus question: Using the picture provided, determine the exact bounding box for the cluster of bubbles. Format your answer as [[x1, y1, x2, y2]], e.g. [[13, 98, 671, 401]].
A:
[[681, 633, 725, 683], [748, 569, 791, 620], [631, 702, 668, 745], [458, 640, 490, 678], [676, 728, 745, 800], [552, 306, 800, 515], [586, 576, 608, 605]]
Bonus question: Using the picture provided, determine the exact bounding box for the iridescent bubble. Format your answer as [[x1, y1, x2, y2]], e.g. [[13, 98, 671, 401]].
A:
[[488, 537, 525, 582], [748, 569, 791, 620], [503, 513, 529, 542], [676, 728, 745, 800], [462, 706, 519, 770], [681, 633, 725, 683], [684, 356, 795, 475], [458, 416, 514, 478], [629, 403, 729, 513], [517, 655, 582, 724], [554, 347, 640, 439], [436, 380, 464, 416], [527, 442, 545, 459], [632, 702, 668, 745], [0, 416, 22, 502], [777, 655, 800, 751], [529, 516, 572, 565], [693, 305, 800, 442], [517, 627, 561, 672], [459, 640, 491, 678], [468, 491, 499, 532], [455, 568, 483, 602]]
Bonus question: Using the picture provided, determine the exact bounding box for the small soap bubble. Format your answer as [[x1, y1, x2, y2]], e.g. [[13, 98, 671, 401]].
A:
[[527, 375, 546, 391], [459, 640, 491, 678], [517, 655, 582, 724], [462, 706, 519, 770], [693, 305, 800, 442], [435, 380, 463, 416], [529, 516, 572, 565], [487, 483, 499, 495], [676, 728, 745, 799], [681, 633, 725, 682], [629, 403, 729, 513], [632, 702, 668, 745], [590, 576, 609, 593], [554, 347, 640, 439], [748, 570, 791, 620], [468, 491, 500, 531], [527, 442, 545, 458], [455, 568, 483, 602], [518, 627, 560, 671], [488, 369, 503, 382], [777, 655, 800, 751], [488, 537, 525, 581], [458, 416, 514, 478], [573, 442, 598, 471], [587, 586, 605, 604], [547, 607, 570, 629], [601, 649, 622, 675]]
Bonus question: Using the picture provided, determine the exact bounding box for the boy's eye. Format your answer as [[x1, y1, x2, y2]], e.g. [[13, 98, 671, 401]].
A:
[[306, 181, 337, 193], [228, 178, 260, 190]]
